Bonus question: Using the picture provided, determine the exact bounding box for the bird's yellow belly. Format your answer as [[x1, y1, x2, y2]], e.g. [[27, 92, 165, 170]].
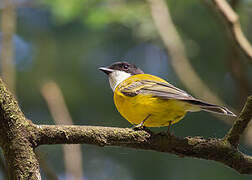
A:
[[114, 92, 189, 127]]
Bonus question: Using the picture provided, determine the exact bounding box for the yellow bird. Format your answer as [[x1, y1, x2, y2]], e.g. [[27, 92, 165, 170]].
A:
[[99, 62, 236, 129]]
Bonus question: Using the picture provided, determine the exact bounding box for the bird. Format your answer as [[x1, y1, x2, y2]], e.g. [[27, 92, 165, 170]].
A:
[[99, 61, 236, 129]]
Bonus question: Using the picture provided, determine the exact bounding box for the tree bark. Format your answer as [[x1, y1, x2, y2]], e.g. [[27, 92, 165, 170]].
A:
[[0, 79, 41, 179]]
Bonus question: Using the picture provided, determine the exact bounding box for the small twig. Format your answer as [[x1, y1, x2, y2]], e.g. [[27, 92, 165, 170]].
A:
[[225, 96, 252, 147], [210, 0, 252, 63]]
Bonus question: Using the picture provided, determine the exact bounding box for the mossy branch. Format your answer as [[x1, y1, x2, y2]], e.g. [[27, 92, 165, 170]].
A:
[[0, 78, 41, 179], [34, 117, 252, 174], [225, 96, 252, 148]]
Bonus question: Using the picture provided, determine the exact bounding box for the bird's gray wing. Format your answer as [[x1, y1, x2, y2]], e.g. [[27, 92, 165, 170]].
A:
[[119, 79, 236, 116], [120, 79, 193, 100]]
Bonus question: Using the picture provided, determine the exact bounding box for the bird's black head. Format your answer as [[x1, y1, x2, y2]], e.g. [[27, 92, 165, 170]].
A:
[[99, 62, 144, 75]]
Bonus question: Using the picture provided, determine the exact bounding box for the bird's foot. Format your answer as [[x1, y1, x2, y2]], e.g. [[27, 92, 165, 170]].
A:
[[132, 124, 152, 134], [132, 123, 145, 130]]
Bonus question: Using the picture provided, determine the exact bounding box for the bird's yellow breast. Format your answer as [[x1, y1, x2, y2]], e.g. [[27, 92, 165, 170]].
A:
[[113, 74, 189, 127]]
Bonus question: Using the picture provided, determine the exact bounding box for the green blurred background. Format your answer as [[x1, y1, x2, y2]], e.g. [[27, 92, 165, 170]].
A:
[[0, 0, 252, 179]]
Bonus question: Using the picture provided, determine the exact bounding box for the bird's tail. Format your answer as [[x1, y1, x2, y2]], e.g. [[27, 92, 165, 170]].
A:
[[184, 99, 236, 117]]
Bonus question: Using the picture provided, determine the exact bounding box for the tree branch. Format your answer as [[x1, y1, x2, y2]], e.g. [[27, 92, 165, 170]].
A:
[[34, 95, 252, 175], [209, 0, 252, 63], [34, 123, 252, 174], [225, 96, 252, 147], [0, 78, 41, 179]]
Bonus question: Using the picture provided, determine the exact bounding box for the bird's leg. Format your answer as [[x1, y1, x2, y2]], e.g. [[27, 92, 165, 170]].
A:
[[133, 114, 151, 130], [167, 121, 172, 134]]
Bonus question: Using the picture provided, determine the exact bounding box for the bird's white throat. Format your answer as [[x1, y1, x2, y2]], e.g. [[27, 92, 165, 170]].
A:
[[109, 71, 131, 91]]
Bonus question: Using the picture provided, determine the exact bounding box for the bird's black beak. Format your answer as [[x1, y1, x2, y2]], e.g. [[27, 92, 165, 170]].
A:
[[99, 67, 114, 75]]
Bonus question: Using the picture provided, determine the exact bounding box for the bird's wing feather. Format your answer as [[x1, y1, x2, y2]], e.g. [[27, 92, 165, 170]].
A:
[[119, 79, 236, 116], [120, 79, 193, 100]]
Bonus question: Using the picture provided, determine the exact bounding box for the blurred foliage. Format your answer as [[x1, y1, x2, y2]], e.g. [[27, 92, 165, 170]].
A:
[[41, 0, 156, 39], [0, 0, 252, 179]]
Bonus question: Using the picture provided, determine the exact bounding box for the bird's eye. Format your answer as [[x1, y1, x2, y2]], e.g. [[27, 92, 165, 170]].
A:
[[123, 64, 129, 69]]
